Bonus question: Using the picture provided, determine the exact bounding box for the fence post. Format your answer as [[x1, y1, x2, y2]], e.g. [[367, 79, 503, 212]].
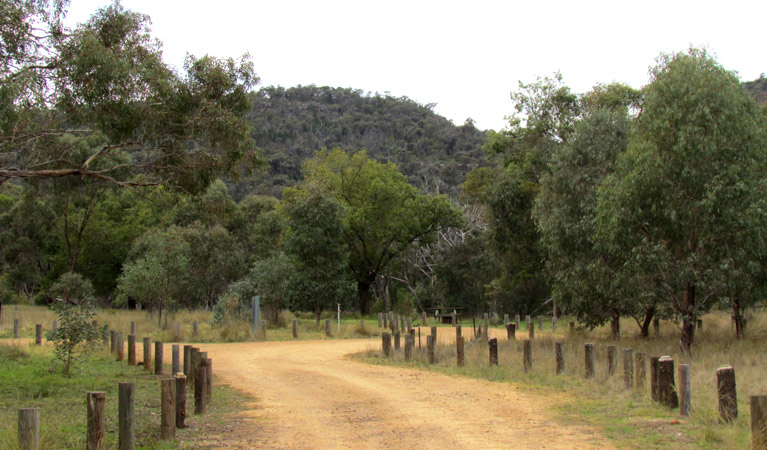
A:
[[14, 318, 20, 338], [143, 338, 152, 372], [18, 408, 39, 450], [526, 315, 531, 330], [394, 330, 401, 351], [130, 321, 136, 336], [658, 356, 678, 408], [538, 315, 543, 332], [607, 346, 617, 377], [118, 383, 135, 450], [325, 319, 331, 337], [515, 314, 520, 330], [183, 345, 192, 376], [457, 336, 465, 367], [456, 324, 462, 341], [292, 320, 298, 338], [51, 320, 57, 335], [35, 324, 42, 345], [529, 321, 535, 340], [523, 339, 532, 372], [128, 335, 136, 366], [623, 348, 634, 389], [205, 357, 212, 406], [555, 342, 564, 375], [427, 335, 435, 364], [635, 352, 646, 389], [382, 332, 391, 357], [679, 364, 691, 416], [503, 314, 509, 326], [751, 395, 767, 450], [155, 341, 164, 375], [174, 374, 187, 428], [116, 333, 124, 362], [717, 366, 738, 422], [172, 344, 180, 375], [192, 322, 199, 337], [585, 343, 595, 379], [489, 338, 498, 366], [160, 379, 176, 439], [195, 359, 207, 415], [87, 392, 106, 450], [404, 334, 413, 360], [506, 323, 516, 340]]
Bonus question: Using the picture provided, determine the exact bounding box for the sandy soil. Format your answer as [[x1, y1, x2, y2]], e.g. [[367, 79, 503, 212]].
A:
[[195, 327, 616, 450]]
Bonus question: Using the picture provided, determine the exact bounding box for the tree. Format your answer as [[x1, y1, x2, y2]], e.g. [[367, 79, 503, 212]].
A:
[[300, 150, 461, 313], [596, 48, 767, 353], [1, 2, 258, 192]]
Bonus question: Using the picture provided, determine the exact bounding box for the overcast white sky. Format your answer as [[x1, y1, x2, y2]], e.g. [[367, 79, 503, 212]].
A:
[[65, 0, 766, 131]]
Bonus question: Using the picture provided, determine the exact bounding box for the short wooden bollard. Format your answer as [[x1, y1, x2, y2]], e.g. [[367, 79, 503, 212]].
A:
[[607, 346, 617, 377], [130, 321, 136, 336], [430, 326, 437, 346], [456, 324, 462, 341], [174, 374, 187, 428], [529, 321, 534, 340], [584, 343, 595, 379], [623, 348, 634, 389], [160, 379, 176, 439], [18, 408, 39, 450], [116, 333, 124, 362], [14, 318, 20, 338], [292, 320, 298, 338], [188, 348, 199, 390], [51, 320, 57, 335], [552, 316, 557, 331], [407, 317, 412, 332], [523, 339, 532, 372], [394, 330, 401, 351], [679, 364, 691, 416], [155, 341, 164, 375], [143, 338, 152, 372], [717, 365, 738, 422], [538, 315, 543, 332], [205, 357, 212, 405], [503, 314, 509, 326], [515, 314, 520, 330], [422, 311, 428, 326], [172, 344, 180, 375], [751, 395, 767, 450], [192, 321, 199, 336], [87, 392, 106, 450], [452, 312, 457, 326], [383, 313, 388, 329], [457, 336, 465, 367], [378, 313, 383, 328], [382, 332, 391, 357], [118, 382, 135, 450], [183, 345, 192, 376], [635, 352, 646, 389], [650, 356, 660, 401], [506, 323, 516, 340], [489, 338, 498, 366], [195, 359, 207, 415], [325, 319, 331, 337], [404, 334, 413, 360], [35, 324, 42, 345], [555, 342, 565, 375], [526, 315, 531, 330], [658, 356, 678, 408], [128, 335, 136, 365], [427, 335, 435, 364]]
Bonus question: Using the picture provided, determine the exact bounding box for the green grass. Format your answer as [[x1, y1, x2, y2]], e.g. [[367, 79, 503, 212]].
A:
[[0, 342, 253, 450]]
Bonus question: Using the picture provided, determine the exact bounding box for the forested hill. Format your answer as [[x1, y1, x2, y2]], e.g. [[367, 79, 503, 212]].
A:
[[235, 86, 489, 198], [744, 75, 767, 104]]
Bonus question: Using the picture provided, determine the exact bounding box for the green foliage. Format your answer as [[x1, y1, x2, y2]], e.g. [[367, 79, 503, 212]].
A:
[[248, 252, 297, 325], [46, 282, 102, 375]]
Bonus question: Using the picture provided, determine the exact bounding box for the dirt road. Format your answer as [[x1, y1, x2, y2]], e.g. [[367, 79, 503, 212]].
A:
[[198, 328, 615, 449]]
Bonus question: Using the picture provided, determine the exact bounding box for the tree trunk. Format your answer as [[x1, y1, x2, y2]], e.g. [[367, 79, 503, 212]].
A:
[[640, 305, 654, 338], [679, 283, 696, 355], [610, 307, 620, 340], [731, 291, 745, 339], [358, 280, 371, 315]]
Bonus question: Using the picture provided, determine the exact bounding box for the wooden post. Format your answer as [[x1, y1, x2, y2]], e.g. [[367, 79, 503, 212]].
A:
[[456, 324, 462, 341], [658, 356, 678, 408], [116, 333, 124, 362], [623, 348, 634, 389], [378, 313, 382, 328], [404, 334, 413, 360], [143, 338, 151, 372], [118, 383, 135, 450], [51, 320, 57, 335], [523, 339, 532, 372], [452, 312, 457, 327], [183, 345, 192, 376], [635, 352, 646, 389], [110, 330, 116, 354], [394, 330, 400, 351], [427, 335, 435, 364], [292, 320, 298, 338], [515, 314, 520, 330], [382, 332, 391, 357], [18, 408, 39, 450], [205, 357, 212, 405], [717, 366, 738, 422], [585, 343, 595, 379], [172, 344, 180, 375], [174, 374, 187, 428], [87, 392, 106, 450], [430, 326, 437, 345], [155, 341, 164, 375], [160, 379, 176, 439], [679, 364, 691, 416], [407, 317, 412, 332], [188, 348, 199, 390], [650, 356, 660, 401], [194, 359, 207, 415], [503, 314, 509, 326], [483, 313, 489, 338], [506, 323, 516, 340], [422, 311, 427, 327], [192, 322, 199, 336], [325, 319, 331, 337], [526, 315, 531, 330], [552, 316, 557, 331], [529, 321, 534, 340], [14, 318, 20, 338], [489, 338, 498, 366], [555, 342, 564, 375], [538, 315, 543, 332], [35, 324, 42, 345], [751, 395, 767, 450], [607, 345, 617, 377], [457, 336, 465, 367], [383, 313, 388, 329], [128, 335, 136, 365], [130, 321, 136, 336]]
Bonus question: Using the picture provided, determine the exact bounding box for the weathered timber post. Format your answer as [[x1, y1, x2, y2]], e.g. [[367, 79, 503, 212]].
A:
[[192, 322, 199, 337], [456, 324, 462, 342], [394, 330, 401, 351], [14, 318, 20, 338], [717, 366, 738, 422], [292, 320, 298, 338], [325, 319, 331, 337], [452, 312, 457, 326], [160, 379, 176, 439], [118, 382, 135, 450], [143, 338, 151, 372], [155, 341, 164, 375], [174, 374, 187, 428], [51, 320, 57, 335], [623, 348, 634, 389], [404, 334, 413, 360], [515, 314, 520, 330], [35, 324, 42, 345], [679, 364, 691, 416], [183, 345, 192, 376], [456, 336, 465, 367], [195, 359, 207, 415], [489, 338, 498, 366], [382, 332, 391, 357], [205, 357, 213, 406], [658, 356, 678, 408], [650, 356, 660, 401], [635, 352, 646, 389], [422, 311, 428, 327], [552, 316, 557, 331], [538, 315, 543, 332], [555, 342, 565, 375], [526, 315, 531, 330], [130, 321, 136, 336], [116, 333, 124, 362], [378, 313, 383, 328], [407, 317, 413, 332], [504, 314, 509, 326], [172, 344, 180, 375], [87, 392, 106, 450], [383, 313, 388, 329], [751, 395, 767, 450], [607, 346, 617, 377], [584, 343, 595, 379], [427, 335, 435, 364], [523, 339, 532, 372], [401, 316, 406, 332], [506, 323, 516, 340], [128, 335, 136, 365], [18, 408, 39, 450]]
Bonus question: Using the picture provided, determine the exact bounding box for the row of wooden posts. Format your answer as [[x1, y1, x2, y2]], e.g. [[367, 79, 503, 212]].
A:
[[381, 324, 767, 449], [376, 311, 552, 332], [9, 318, 203, 341], [16, 327, 214, 450]]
